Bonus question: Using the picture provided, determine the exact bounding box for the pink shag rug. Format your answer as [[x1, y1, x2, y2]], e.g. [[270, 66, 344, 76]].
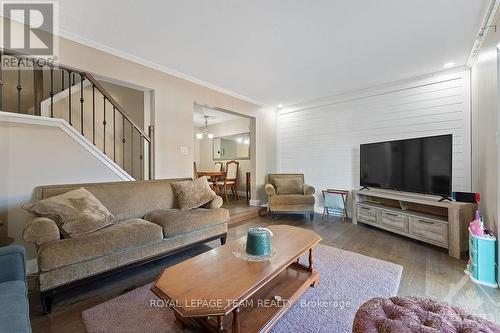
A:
[[82, 244, 402, 333]]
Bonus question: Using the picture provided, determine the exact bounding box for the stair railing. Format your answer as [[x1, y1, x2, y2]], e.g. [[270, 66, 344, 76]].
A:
[[0, 48, 154, 180]]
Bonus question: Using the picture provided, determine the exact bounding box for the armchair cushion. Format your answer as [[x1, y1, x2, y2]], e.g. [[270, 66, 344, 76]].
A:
[[274, 177, 303, 195], [22, 187, 115, 238], [303, 184, 315, 195], [23, 216, 60, 246], [0, 245, 26, 283], [270, 194, 315, 206], [171, 176, 216, 211]]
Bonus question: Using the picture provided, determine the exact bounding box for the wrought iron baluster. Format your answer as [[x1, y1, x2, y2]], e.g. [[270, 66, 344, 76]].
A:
[[80, 74, 84, 135], [72, 72, 76, 86], [140, 134, 143, 179], [92, 85, 95, 144], [113, 107, 116, 162], [61, 70, 64, 91], [49, 65, 54, 117], [103, 96, 107, 154], [68, 70, 72, 125], [122, 116, 126, 168], [131, 124, 134, 177], [16, 58, 22, 113]]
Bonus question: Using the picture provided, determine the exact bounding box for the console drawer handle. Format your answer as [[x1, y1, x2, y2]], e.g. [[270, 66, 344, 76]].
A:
[[385, 213, 399, 217], [417, 219, 434, 224], [360, 207, 371, 211]]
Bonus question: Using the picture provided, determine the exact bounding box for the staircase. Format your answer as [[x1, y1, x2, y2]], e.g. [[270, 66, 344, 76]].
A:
[[0, 49, 153, 180]]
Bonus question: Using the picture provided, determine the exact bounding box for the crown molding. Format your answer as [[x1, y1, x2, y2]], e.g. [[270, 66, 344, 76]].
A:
[[57, 29, 266, 107]]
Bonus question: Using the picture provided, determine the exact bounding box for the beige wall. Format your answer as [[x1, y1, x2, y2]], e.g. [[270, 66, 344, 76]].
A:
[[54, 37, 276, 203], [195, 117, 252, 192], [471, 15, 499, 235], [1, 17, 277, 204]]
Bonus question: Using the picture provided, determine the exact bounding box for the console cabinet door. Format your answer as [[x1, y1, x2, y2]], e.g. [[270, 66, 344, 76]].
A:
[[357, 205, 378, 224], [409, 217, 448, 247], [380, 211, 408, 232]]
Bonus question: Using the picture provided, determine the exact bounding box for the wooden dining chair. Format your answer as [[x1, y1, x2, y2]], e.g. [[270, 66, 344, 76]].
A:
[[214, 162, 223, 171], [193, 161, 198, 179], [216, 160, 239, 202]]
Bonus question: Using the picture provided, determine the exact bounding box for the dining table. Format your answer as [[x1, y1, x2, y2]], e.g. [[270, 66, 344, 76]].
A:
[[196, 170, 226, 195]]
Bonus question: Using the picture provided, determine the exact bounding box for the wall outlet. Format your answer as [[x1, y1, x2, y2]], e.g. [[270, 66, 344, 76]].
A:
[[180, 146, 189, 155]]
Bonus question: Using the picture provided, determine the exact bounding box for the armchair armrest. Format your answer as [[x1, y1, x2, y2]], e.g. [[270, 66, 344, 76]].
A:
[[202, 195, 223, 209], [0, 245, 26, 282], [265, 183, 276, 196], [23, 216, 60, 246], [303, 184, 315, 195]]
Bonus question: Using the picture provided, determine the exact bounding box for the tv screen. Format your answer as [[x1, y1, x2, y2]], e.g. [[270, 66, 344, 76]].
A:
[[360, 134, 452, 196]]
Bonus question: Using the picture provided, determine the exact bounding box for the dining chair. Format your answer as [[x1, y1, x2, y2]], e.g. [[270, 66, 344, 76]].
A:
[[214, 162, 223, 171], [216, 160, 239, 202], [193, 161, 198, 179]]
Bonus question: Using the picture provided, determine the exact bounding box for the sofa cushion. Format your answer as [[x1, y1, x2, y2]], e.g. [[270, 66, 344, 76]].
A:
[[274, 178, 303, 195], [144, 208, 229, 237], [38, 218, 163, 271], [171, 177, 216, 211], [23, 187, 115, 238], [270, 194, 315, 206], [0, 281, 30, 333]]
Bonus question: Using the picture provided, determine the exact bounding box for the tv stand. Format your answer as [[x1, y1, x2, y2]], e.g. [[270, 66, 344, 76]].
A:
[[352, 189, 477, 259], [438, 196, 453, 202]]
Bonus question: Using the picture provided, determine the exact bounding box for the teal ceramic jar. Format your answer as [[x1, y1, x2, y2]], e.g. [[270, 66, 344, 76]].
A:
[[246, 227, 273, 256]]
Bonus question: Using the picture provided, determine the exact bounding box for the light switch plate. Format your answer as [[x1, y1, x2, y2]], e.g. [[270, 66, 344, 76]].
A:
[[180, 146, 188, 155]]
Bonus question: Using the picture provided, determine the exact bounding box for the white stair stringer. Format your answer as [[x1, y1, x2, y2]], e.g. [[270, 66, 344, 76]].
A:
[[0, 111, 134, 181]]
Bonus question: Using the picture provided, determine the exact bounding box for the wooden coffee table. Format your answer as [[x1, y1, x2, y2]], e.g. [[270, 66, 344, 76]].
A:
[[152, 225, 322, 333]]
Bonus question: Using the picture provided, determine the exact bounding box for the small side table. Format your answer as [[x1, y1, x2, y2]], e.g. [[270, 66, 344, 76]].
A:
[[322, 189, 349, 219]]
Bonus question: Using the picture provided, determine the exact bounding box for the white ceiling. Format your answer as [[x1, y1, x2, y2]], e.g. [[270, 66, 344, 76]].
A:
[[193, 105, 243, 127], [58, 1, 490, 106]]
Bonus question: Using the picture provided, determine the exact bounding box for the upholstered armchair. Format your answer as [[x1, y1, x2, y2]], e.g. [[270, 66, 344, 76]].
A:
[[265, 174, 315, 220]]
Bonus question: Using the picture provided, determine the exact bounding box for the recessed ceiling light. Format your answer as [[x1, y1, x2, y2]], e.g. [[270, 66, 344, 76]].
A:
[[277, 104, 283, 108], [443, 62, 455, 69]]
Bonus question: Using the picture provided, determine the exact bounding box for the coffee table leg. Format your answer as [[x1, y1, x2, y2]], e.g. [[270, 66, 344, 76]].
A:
[[217, 315, 224, 332], [308, 248, 314, 272], [232, 307, 240, 333]]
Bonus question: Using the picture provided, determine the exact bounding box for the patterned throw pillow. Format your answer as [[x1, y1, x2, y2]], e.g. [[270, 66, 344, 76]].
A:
[[171, 176, 216, 211], [23, 187, 115, 238]]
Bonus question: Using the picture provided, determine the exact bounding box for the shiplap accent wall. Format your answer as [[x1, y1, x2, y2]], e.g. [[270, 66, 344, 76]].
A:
[[278, 70, 471, 212]]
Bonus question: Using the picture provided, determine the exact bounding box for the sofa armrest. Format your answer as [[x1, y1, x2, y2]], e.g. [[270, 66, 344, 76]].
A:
[[0, 245, 26, 282], [303, 184, 315, 195], [202, 195, 223, 209], [23, 216, 60, 246], [265, 184, 276, 196]]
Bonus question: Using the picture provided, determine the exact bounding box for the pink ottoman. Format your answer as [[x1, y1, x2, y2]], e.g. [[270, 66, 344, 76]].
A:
[[353, 296, 500, 333]]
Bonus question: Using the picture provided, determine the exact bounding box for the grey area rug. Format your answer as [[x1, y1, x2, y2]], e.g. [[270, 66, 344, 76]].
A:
[[82, 244, 403, 333]]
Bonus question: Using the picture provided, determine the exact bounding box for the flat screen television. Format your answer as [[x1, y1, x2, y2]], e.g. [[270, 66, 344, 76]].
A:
[[360, 134, 452, 196]]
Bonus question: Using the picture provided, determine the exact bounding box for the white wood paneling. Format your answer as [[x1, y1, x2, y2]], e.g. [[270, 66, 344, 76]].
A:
[[278, 71, 471, 212]]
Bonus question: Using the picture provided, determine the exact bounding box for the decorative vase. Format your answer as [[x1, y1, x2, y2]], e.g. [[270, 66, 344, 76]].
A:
[[246, 227, 273, 256]]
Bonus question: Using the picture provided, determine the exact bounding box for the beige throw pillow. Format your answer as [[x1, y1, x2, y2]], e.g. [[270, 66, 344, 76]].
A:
[[22, 187, 115, 238], [171, 176, 216, 211], [274, 178, 303, 195]]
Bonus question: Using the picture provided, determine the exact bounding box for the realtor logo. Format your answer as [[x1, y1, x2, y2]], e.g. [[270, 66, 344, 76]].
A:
[[2, 2, 55, 56]]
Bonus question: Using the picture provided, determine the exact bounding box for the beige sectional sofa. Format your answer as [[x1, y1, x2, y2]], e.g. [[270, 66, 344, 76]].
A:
[[22, 179, 229, 314]]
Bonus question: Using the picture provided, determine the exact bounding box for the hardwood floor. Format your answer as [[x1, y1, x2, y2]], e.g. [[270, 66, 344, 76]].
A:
[[29, 213, 500, 332]]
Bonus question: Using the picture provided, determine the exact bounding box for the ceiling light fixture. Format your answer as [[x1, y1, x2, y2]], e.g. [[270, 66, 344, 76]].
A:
[[196, 115, 213, 139], [443, 62, 455, 69], [277, 104, 283, 108]]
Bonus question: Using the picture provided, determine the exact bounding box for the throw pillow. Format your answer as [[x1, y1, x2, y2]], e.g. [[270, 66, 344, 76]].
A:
[[22, 187, 115, 238], [171, 176, 216, 211], [274, 178, 303, 195]]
